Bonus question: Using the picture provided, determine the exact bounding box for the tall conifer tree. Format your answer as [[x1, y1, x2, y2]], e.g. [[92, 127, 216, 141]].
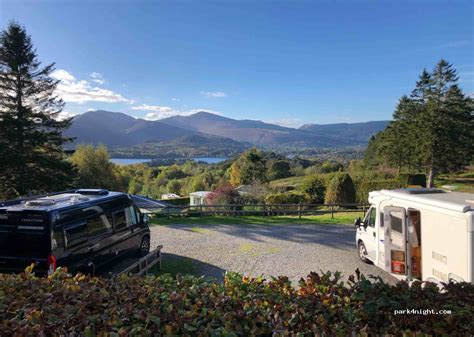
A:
[[0, 22, 75, 198]]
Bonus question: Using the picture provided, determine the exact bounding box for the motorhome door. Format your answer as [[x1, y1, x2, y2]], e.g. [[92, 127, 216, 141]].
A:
[[383, 207, 407, 276]]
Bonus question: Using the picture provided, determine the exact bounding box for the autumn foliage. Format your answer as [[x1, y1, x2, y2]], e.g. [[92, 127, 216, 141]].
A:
[[0, 268, 473, 335]]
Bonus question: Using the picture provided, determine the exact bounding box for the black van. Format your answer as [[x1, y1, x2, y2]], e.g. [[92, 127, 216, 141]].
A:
[[0, 189, 151, 275]]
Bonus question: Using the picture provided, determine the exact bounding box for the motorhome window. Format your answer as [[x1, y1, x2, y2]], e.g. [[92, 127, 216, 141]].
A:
[[87, 216, 108, 237], [391, 215, 403, 233], [369, 208, 376, 227], [64, 222, 87, 247], [113, 210, 127, 230]]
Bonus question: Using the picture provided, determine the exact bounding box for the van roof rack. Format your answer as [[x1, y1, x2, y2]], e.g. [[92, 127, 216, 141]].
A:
[[75, 189, 109, 196]]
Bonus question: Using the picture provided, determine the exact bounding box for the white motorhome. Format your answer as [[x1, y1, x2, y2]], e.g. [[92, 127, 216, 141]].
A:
[[355, 188, 474, 284]]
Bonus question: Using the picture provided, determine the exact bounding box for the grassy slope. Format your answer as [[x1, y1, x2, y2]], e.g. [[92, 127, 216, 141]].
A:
[[151, 212, 361, 226]]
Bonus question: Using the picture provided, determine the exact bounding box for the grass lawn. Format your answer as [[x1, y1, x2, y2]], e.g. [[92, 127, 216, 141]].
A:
[[149, 255, 198, 277], [436, 175, 474, 193], [150, 212, 362, 226]]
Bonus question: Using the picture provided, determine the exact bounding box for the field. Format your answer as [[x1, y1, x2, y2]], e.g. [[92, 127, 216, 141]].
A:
[[151, 212, 363, 226]]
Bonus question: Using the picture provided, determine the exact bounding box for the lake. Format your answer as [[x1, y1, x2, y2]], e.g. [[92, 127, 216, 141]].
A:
[[110, 157, 227, 165]]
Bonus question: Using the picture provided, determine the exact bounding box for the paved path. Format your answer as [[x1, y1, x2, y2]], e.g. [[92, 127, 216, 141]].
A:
[[149, 223, 397, 284]]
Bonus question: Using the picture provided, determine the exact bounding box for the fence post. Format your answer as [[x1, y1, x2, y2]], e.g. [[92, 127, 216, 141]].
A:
[[200, 204, 203, 217], [331, 205, 334, 219], [298, 202, 302, 219], [167, 206, 170, 218]]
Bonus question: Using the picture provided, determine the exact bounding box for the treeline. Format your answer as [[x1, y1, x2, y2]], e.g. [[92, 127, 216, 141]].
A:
[[364, 60, 473, 187]]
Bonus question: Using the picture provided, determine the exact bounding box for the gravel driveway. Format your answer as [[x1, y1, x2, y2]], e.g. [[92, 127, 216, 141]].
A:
[[149, 223, 397, 284]]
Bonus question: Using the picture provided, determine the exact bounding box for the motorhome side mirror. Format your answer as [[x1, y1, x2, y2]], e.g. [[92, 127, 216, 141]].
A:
[[354, 217, 361, 227], [143, 213, 150, 224]]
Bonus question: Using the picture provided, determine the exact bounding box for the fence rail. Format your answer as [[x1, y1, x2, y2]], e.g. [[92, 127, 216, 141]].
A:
[[149, 203, 369, 219]]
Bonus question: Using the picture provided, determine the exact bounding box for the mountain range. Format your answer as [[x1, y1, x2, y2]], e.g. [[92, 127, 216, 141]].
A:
[[65, 110, 389, 156]]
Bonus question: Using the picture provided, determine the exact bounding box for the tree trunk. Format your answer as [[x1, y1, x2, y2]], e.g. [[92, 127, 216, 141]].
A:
[[427, 167, 436, 188]]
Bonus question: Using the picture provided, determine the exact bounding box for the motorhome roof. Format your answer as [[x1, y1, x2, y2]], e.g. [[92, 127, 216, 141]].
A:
[[0, 190, 126, 212], [377, 189, 474, 213]]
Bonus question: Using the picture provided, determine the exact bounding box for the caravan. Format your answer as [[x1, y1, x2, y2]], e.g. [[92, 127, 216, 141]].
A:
[[355, 188, 474, 283]]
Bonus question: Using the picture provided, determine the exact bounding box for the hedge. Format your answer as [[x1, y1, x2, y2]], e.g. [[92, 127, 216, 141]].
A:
[[354, 178, 405, 204], [1, 268, 473, 335]]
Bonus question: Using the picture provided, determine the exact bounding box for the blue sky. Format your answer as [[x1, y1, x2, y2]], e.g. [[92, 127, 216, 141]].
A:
[[1, 0, 472, 127]]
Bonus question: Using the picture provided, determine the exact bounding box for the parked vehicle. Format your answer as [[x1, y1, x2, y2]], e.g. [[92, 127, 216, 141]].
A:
[[355, 188, 474, 284], [0, 189, 150, 275]]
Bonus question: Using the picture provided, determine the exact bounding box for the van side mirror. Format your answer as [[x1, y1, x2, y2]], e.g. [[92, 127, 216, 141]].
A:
[[143, 213, 149, 224], [354, 217, 361, 227]]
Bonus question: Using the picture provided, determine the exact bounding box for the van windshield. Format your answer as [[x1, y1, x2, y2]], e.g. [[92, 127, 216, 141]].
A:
[[0, 210, 51, 257]]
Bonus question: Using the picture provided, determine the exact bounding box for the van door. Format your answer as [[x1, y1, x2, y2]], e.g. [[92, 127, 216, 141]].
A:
[[360, 207, 377, 261], [383, 206, 407, 276]]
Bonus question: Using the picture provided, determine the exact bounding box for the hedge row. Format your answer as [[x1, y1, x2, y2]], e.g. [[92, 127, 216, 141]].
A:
[[1, 269, 473, 335]]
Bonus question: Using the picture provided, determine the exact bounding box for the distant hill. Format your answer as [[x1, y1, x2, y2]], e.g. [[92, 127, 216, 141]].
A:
[[65, 110, 194, 148], [299, 121, 389, 144], [111, 133, 250, 158], [159, 111, 345, 147], [65, 110, 389, 155]]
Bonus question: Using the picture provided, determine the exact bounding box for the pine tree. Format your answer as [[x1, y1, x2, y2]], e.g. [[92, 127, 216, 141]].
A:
[[365, 60, 473, 187], [0, 22, 75, 197]]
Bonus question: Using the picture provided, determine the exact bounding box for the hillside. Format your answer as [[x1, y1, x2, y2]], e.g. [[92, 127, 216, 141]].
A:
[[65, 110, 389, 154], [65, 110, 195, 148], [299, 121, 389, 144], [110, 133, 250, 158], [159, 111, 351, 147]]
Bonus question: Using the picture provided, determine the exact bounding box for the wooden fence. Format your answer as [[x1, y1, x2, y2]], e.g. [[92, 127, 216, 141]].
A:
[[152, 203, 369, 219]]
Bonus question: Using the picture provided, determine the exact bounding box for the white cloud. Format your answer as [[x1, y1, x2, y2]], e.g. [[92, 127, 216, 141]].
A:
[[264, 118, 304, 128], [201, 91, 227, 98], [51, 69, 132, 104], [55, 110, 78, 121], [132, 104, 222, 120], [171, 97, 180, 101], [90, 72, 105, 85], [52, 69, 75, 82]]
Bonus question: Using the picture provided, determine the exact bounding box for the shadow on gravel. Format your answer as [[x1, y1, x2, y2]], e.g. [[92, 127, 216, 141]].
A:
[[98, 252, 226, 282], [168, 223, 355, 249]]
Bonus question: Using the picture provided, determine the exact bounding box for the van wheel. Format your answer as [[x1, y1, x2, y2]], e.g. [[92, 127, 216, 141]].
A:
[[138, 236, 150, 257], [358, 241, 369, 263]]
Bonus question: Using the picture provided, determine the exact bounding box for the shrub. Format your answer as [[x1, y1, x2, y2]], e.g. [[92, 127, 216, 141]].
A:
[[354, 177, 405, 204], [206, 183, 241, 206], [265, 191, 308, 205], [301, 175, 326, 203], [324, 172, 356, 205], [0, 269, 472, 335]]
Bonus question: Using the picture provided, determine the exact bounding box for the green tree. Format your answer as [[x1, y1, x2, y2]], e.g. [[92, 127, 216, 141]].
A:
[[229, 148, 267, 186], [301, 175, 326, 204], [0, 22, 75, 198], [268, 160, 291, 180], [365, 60, 473, 187], [325, 172, 356, 205], [70, 144, 117, 189]]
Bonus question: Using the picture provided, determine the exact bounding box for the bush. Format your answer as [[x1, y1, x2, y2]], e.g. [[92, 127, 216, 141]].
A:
[[0, 269, 472, 335], [265, 191, 308, 205], [354, 178, 404, 204], [324, 172, 356, 205], [301, 175, 326, 203], [398, 173, 426, 187]]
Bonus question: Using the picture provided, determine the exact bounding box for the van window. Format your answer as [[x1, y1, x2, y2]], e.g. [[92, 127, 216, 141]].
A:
[[113, 210, 127, 230], [87, 216, 108, 237], [64, 222, 87, 247], [125, 206, 140, 226], [368, 208, 376, 227]]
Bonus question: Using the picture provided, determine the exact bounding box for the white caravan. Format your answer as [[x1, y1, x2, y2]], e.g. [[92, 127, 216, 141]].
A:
[[355, 188, 474, 283]]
